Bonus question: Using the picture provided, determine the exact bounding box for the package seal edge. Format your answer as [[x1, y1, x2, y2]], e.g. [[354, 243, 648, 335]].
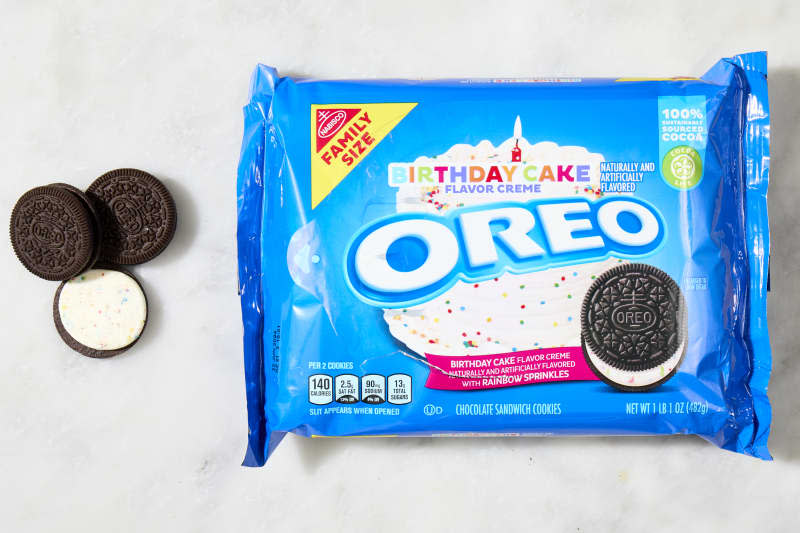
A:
[[697, 51, 771, 458], [237, 65, 285, 466], [729, 52, 772, 459]]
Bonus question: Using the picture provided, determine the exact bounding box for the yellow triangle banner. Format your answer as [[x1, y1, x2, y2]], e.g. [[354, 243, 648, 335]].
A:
[[311, 102, 417, 208]]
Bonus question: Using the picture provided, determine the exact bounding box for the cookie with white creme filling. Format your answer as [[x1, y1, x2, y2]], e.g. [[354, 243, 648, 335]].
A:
[[53, 267, 148, 358]]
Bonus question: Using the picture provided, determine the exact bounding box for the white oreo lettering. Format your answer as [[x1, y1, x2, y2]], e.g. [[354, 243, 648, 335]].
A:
[[597, 200, 660, 246], [458, 207, 545, 267], [348, 199, 664, 304], [355, 219, 458, 293], [536, 202, 605, 253]]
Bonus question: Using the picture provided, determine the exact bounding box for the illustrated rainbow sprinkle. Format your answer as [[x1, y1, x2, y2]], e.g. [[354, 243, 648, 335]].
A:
[[424, 188, 450, 211]]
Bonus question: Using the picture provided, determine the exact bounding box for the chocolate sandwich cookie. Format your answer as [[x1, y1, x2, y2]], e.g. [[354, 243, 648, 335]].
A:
[[87, 168, 177, 265], [580, 263, 687, 391], [10, 185, 96, 281], [49, 183, 103, 272], [53, 267, 148, 358]]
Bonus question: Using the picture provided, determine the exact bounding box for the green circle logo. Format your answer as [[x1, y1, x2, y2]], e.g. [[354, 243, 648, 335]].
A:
[[662, 146, 702, 190]]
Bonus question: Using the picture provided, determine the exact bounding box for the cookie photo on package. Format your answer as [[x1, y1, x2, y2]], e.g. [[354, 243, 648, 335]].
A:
[[236, 52, 771, 466]]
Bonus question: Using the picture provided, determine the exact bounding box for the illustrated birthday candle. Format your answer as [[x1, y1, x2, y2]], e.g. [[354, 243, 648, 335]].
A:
[[511, 115, 522, 162]]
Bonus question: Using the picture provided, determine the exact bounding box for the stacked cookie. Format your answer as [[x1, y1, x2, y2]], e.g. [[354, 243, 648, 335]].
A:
[[10, 169, 176, 358]]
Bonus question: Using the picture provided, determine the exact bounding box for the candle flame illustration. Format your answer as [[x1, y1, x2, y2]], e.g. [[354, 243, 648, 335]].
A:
[[513, 115, 522, 139]]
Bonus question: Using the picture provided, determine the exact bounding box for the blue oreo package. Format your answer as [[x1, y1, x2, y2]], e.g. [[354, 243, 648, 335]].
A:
[[236, 52, 771, 466]]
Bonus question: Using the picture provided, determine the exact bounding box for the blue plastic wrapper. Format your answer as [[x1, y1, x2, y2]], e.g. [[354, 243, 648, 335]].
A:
[[236, 52, 771, 466]]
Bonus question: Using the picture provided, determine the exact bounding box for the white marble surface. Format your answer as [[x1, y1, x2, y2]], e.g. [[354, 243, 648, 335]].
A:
[[1, 1, 798, 531]]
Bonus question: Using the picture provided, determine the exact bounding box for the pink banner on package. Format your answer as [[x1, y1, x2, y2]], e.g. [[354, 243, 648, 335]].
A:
[[424, 347, 599, 390]]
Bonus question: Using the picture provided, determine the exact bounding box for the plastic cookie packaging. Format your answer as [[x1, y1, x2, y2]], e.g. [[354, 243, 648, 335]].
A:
[[236, 52, 771, 466]]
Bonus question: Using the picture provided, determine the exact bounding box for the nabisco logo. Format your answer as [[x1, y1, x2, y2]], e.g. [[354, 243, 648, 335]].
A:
[[315, 108, 360, 152], [318, 110, 346, 138]]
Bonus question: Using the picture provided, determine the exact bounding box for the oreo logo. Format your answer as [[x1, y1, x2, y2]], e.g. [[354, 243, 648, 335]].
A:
[[611, 303, 657, 332], [346, 198, 665, 307], [31, 218, 65, 248], [111, 197, 144, 235]]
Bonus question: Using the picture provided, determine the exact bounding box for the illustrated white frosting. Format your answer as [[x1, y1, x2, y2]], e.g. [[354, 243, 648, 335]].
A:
[[58, 269, 147, 350], [384, 118, 625, 357], [384, 257, 624, 356]]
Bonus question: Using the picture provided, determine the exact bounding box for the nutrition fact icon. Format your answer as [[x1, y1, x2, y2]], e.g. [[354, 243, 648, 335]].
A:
[[309, 373, 412, 405], [335, 374, 359, 404], [361, 374, 386, 404], [388, 374, 412, 405], [308, 374, 333, 405]]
